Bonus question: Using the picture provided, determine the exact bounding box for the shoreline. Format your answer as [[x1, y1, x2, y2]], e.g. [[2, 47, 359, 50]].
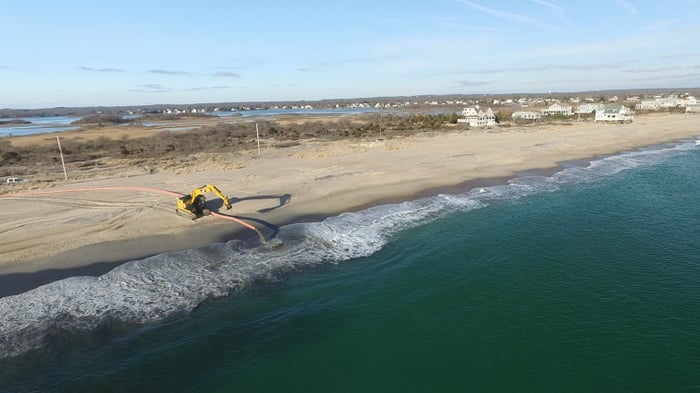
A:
[[0, 166, 551, 297], [1, 135, 697, 297], [1, 112, 698, 296]]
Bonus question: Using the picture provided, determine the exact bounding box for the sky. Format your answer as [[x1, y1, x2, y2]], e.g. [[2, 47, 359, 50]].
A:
[[1, 0, 699, 109]]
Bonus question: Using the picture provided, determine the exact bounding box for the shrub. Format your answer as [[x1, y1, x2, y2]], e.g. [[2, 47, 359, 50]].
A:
[[2, 151, 21, 162], [73, 114, 128, 125]]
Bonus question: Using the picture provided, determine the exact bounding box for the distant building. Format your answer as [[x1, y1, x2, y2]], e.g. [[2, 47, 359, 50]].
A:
[[512, 111, 542, 121], [635, 100, 660, 111], [636, 97, 684, 111], [577, 103, 605, 114], [541, 103, 573, 116], [686, 102, 700, 113], [595, 105, 634, 123], [658, 97, 681, 108], [458, 106, 496, 127]]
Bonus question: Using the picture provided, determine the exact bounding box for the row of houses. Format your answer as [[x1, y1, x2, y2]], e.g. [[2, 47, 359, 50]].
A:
[[460, 102, 637, 126], [513, 103, 611, 118], [635, 96, 698, 111], [510, 103, 634, 123]]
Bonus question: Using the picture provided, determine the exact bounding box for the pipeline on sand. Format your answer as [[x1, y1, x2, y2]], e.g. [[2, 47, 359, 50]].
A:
[[0, 186, 269, 244]]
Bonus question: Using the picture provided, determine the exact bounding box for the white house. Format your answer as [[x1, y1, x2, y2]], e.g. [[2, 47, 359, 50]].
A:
[[512, 111, 542, 120], [541, 103, 573, 116], [635, 100, 660, 111], [595, 105, 634, 123], [458, 106, 497, 127], [658, 97, 681, 108], [636, 97, 684, 111], [577, 103, 605, 114], [686, 101, 700, 113]]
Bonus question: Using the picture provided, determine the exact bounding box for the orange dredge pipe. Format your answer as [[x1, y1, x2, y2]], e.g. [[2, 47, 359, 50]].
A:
[[1, 186, 266, 242]]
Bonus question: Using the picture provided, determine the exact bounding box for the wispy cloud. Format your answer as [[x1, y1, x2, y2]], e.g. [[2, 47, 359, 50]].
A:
[[297, 67, 312, 72], [148, 69, 191, 76], [316, 56, 383, 67], [455, 79, 494, 87], [466, 64, 553, 74], [185, 85, 229, 92], [657, 52, 700, 60], [263, 83, 297, 88], [465, 61, 628, 74], [530, 0, 572, 25], [131, 84, 230, 93], [213, 71, 240, 78], [131, 84, 170, 93], [456, 0, 564, 31], [79, 66, 125, 73], [0, 65, 7, 69], [560, 62, 631, 71], [622, 66, 683, 73], [616, 0, 639, 15], [630, 72, 700, 81], [527, 31, 674, 58]]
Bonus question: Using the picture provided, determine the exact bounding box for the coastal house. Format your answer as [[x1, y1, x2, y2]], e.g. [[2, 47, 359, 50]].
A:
[[636, 97, 683, 111], [686, 101, 700, 113], [512, 111, 542, 121], [541, 103, 573, 116], [658, 97, 682, 108], [457, 106, 496, 127], [576, 103, 605, 114], [594, 105, 634, 123], [635, 100, 660, 111]]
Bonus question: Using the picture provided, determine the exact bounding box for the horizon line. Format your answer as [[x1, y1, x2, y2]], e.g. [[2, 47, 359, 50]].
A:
[[2, 86, 699, 112]]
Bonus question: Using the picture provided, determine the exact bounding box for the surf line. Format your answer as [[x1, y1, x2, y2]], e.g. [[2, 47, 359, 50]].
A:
[[0, 186, 268, 244]]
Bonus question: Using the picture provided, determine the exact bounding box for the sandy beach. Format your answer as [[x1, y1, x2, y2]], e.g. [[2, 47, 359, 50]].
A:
[[1, 112, 698, 277]]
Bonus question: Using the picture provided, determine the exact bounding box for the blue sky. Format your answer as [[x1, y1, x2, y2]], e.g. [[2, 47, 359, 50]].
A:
[[2, 0, 699, 108]]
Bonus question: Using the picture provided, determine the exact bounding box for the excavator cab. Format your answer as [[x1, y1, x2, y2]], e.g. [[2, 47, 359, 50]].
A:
[[176, 184, 232, 220]]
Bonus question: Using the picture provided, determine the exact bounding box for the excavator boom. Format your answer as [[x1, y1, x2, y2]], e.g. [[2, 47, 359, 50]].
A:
[[198, 184, 232, 209]]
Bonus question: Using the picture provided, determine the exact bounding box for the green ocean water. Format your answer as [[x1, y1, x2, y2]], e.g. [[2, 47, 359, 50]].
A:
[[1, 141, 699, 392]]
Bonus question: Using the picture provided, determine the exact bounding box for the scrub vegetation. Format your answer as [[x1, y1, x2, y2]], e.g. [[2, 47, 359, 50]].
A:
[[0, 113, 463, 179]]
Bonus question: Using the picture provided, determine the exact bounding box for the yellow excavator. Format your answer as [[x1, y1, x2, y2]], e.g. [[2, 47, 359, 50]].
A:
[[176, 184, 232, 219]]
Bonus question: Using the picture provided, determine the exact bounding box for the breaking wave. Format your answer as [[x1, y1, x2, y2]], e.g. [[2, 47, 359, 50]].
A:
[[1, 139, 697, 358]]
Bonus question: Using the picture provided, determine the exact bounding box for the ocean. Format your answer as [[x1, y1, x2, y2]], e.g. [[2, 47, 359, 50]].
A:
[[1, 138, 699, 392]]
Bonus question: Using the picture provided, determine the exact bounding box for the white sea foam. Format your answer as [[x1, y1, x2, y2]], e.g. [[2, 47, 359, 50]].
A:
[[0, 139, 696, 358]]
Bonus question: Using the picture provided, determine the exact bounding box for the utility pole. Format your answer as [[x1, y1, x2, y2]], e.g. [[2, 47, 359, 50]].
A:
[[56, 136, 68, 181], [255, 122, 261, 156]]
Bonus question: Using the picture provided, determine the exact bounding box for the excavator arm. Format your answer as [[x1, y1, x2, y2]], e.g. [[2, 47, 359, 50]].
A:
[[198, 184, 232, 210], [176, 184, 232, 219]]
